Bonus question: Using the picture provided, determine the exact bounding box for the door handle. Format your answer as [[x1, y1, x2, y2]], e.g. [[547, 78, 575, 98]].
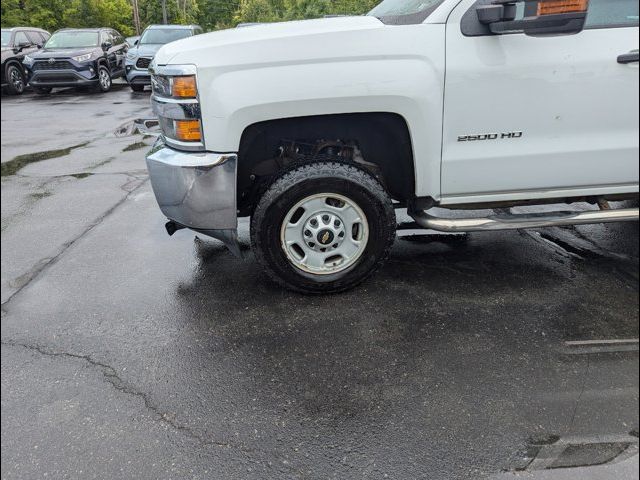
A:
[[618, 51, 639, 64]]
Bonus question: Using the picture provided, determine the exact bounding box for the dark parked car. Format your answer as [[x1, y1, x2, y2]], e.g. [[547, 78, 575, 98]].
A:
[[23, 28, 127, 94], [1, 27, 50, 95]]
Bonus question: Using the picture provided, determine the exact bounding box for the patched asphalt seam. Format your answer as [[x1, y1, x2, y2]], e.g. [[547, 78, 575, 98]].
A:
[[1, 176, 148, 307]]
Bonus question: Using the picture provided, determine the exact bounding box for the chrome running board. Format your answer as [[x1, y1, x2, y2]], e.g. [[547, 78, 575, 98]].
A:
[[409, 207, 639, 233]]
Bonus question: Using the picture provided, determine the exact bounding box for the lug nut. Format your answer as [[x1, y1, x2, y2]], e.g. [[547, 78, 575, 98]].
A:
[[322, 215, 330, 223], [304, 230, 311, 237]]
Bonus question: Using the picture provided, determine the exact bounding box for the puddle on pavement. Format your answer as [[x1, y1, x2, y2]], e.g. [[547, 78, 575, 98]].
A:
[[113, 118, 159, 138], [1, 142, 90, 177]]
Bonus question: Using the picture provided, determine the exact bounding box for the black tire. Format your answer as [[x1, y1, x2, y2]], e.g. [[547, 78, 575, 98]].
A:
[[130, 84, 145, 92], [95, 65, 112, 92], [5, 64, 25, 95], [34, 87, 52, 95], [251, 162, 396, 294]]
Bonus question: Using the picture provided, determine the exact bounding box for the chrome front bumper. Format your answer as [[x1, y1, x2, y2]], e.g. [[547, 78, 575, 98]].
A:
[[145, 138, 240, 254]]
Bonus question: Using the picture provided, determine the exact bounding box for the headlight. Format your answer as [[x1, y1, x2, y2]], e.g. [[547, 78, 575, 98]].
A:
[[23, 55, 34, 65], [72, 53, 92, 63], [150, 66, 203, 150], [171, 76, 198, 98], [126, 51, 137, 60]]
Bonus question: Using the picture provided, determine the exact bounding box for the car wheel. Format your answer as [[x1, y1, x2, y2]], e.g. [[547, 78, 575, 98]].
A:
[[5, 64, 25, 95], [96, 65, 112, 92], [251, 162, 396, 294], [130, 84, 145, 92], [34, 87, 52, 95]]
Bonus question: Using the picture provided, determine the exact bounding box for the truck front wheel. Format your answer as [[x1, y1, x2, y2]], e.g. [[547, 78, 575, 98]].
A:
[[251, 162, 396, 293]]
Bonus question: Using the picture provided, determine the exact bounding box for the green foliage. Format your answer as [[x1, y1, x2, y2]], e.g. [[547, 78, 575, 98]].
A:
[[1, 0, 380, 34]]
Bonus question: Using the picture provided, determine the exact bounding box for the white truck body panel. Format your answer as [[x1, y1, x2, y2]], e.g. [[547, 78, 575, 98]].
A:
[[153, 6, 639, 204], [441, 0, 639, 204]]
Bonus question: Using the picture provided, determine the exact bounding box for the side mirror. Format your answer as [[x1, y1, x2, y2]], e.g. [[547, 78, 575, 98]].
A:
[[102, 41, 113, 50], [134, 39, 139, 46], [477, 0, 589, 37], [14, 41, 31, 52]]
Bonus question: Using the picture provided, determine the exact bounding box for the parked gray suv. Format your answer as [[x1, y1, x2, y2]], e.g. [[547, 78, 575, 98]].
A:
[[125, 24, 202, 92]]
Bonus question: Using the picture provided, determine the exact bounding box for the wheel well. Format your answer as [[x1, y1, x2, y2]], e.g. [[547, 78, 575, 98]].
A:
[[5, 60, 24, 75], [237, 113, 415, 216]]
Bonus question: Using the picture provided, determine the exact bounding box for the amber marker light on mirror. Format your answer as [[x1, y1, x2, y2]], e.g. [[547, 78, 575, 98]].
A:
[[174, 120, 202, 142], [171, 75, 198, 98], [537, 0, 588, 15]]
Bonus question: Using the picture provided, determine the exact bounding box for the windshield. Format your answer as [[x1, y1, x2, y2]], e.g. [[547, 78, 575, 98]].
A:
[[139, 29, 192, 45], [368, 0, 445, 25], [45, 31, 99, 49], [1, 30, 11, 47]]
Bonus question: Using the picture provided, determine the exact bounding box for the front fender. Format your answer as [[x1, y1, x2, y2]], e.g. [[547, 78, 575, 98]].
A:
[[195, 24, 445, 199]]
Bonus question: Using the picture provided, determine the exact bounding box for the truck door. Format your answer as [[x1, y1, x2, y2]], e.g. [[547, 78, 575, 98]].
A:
[[440, 0, 639, 203]]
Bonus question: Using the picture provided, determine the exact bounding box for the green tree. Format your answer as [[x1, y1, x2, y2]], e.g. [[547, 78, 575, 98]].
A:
[[1, 0, 382, 34], [197, 0, 239, 30]]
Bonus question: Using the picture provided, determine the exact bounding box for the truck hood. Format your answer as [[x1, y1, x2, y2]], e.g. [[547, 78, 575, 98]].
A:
[[154, 16, 384, 66]]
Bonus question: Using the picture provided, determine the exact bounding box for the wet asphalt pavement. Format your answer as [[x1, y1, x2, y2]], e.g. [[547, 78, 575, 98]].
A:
[[1, 85, 638, 479]]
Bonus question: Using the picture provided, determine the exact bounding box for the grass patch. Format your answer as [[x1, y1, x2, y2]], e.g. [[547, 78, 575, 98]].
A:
[[69, 172, 92, 179], [122, 141, 147, 152], [1, 142, 90, 177]]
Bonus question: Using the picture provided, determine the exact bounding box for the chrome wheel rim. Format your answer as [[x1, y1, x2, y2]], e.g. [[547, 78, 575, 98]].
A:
[[280, 193, 369, 275], [9, 67, 23, 92], [99, 69, 110, 90]]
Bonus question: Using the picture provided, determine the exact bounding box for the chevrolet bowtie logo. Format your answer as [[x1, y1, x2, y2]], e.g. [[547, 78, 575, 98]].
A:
[[321, 231, 331, 244]]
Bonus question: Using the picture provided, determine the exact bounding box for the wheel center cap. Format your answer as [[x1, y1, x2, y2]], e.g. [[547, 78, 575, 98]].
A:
[[317, 229, 334, 245]]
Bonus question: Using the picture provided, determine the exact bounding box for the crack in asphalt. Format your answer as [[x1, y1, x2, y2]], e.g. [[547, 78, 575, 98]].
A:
[[14, 171, 149, 180], [1, 340, 231, 450], [1, 176, 148, 308], [565, 354, 590, 435]]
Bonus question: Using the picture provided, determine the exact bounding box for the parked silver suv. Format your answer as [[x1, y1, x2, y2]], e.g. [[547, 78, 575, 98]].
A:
[[125, 24, 202, 92]]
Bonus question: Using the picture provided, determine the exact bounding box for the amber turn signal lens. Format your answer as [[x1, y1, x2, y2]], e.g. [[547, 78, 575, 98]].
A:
[[174, 120, 202, 142], [172, 76, 197, 98], [537, 0, 588, 15]]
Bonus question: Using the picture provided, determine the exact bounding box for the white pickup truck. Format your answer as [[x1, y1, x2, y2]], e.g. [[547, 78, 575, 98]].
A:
[[146, 0, 639, 293]]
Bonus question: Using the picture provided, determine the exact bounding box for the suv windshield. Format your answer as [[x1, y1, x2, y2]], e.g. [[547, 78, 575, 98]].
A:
[[368, 0, 446, 25], [139, 29, 192, 45], [1, 30, 11, 47], [45, 31, 99, 49]]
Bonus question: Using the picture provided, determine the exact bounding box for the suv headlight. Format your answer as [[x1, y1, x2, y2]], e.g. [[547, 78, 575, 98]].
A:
[[72, 53, 92, 63], [23, 55, 34, 66], [126, 51, 137, 60]]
